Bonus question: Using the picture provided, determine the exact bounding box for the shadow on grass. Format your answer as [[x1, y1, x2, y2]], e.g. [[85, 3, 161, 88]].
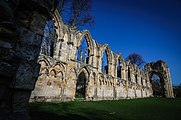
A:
[[30, 111, 90, 120]]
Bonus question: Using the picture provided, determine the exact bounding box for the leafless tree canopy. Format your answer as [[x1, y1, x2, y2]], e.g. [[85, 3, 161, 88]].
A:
[[126, 52, 146, 67], [58, 0, 94, 27]]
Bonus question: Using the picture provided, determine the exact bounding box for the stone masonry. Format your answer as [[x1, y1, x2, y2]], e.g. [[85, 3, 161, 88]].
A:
[[30, 10, 174, 102], [0, 0, 58, 120]]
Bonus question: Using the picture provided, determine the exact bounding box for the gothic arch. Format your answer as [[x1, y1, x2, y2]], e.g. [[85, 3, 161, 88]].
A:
[[99, 44, 112, 74], [149, 71, 165, 96], [53, 9, 63, 39], [52, 62, 65, 72], [145, 60, 174, 98], [101, 44, 112, 63], [78, 67, 90, 80], [117, 53, 124, 63], [75, 68, 89, 99], [77, 30, 94, 55], [51, 63, 65, 81], [75, 31, 95, 65], [38, 56, 51, 68], [49, 69, 56, 77], [117, 53, 124, 78]]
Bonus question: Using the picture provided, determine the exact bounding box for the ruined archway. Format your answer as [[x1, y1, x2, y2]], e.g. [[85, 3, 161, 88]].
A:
[[77, 37, 89, 63], [117, 59, 122, 78], [102, 50, 109, 74], [117, 54, 124, 79], [75, 70, 88, 99], [150, 72, 165, 97], [76, 31, 94, 65], [145, 60, 174, 98]]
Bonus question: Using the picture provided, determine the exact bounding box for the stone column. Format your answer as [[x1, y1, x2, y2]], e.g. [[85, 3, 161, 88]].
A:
[[93, 74, 98, 99], [58, 39, 64, 59], [80, 50, 83, 62], [84, 52, 87, 63], [125, 68, 129, 98], [121, 67, 124, 80], [114, 63, 117, 78], [0, 0, 58, 119], [167, 68, 174, 98], [108, 62, 112, 75], [97, 55, 101, 72]]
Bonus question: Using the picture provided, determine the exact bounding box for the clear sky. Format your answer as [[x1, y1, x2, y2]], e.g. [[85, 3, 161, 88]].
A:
[[85, 0, 181, 85]]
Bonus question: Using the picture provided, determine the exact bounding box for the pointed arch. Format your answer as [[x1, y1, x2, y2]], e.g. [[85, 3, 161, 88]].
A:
[[117, 53, 124, 78], [100, 44, 112, 74], [78, 67, 90, 79], [52, 62, 65, 72], [78, 30, 94, 51], [49, 69, 56, 77], [76, 30, 94, 64], [38, 56, 51, 67], [102, 44, 112, 62], [149, 71, 165, 97], [75, 67, 90, 99], [77, 37, 89, 63], [53, 9, 63, 39], [145, 60, 174, 98], [101, 50, 108, 74]]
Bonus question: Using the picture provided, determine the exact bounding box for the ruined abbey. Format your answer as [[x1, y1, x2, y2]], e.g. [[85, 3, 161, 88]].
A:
[[0, 1, 175, 119], [30, 10, 174, 102]]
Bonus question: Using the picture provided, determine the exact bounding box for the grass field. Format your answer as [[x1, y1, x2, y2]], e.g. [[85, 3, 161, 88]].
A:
[[30, 97, 181, 120]]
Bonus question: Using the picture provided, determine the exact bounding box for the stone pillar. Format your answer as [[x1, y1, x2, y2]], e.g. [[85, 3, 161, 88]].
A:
[[121, 67, 124, 80], [0, 0, 58, 119], [125, 68, 129, 98], [114, 63, 117, 78], [57, 39, 63, 59], [80, 50, 83, 62], [53, 39, 60, 60], [108, 62, 112, 75], [93, 74, 98, 99], [167, 68, 174, 98], [84, 52, 87, 63], [97, 55, 101, 72]]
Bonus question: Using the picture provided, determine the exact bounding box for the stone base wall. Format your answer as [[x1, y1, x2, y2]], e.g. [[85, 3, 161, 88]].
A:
[[30, 55, 152, 102]]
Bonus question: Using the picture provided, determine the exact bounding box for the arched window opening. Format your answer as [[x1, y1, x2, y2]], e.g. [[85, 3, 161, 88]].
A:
[[150, 74, 165, 97], [135, 74, 138, 83], [117, 60, 121, 78], [76, 72, 87, 99], [128, 67, 131, 81], [77, 37, 89, 63], [101, 51, 108, 74], [40, 20, 57, 57]]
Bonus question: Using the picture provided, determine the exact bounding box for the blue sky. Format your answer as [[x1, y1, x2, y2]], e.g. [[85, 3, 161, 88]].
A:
[[85, 0, 181, 85]]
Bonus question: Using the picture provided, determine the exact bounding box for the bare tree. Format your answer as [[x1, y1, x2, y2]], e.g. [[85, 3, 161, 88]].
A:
[[126, 52, 146, 67], [58, 0, 94, 28]]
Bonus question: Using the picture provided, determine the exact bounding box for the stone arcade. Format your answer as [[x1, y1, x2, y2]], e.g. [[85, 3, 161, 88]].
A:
[[30, 10, 174, 102]]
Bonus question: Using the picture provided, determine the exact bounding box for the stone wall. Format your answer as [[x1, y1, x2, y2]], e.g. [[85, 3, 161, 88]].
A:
[[30, 11, 173, 102], [0, 0, 58, 119]]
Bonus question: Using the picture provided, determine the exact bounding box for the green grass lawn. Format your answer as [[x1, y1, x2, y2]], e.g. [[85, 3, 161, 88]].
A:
[[30, 97, 181, 120]]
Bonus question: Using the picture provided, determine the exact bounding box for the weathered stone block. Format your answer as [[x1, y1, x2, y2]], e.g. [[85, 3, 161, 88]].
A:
[[11, 62, 40, 90]]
